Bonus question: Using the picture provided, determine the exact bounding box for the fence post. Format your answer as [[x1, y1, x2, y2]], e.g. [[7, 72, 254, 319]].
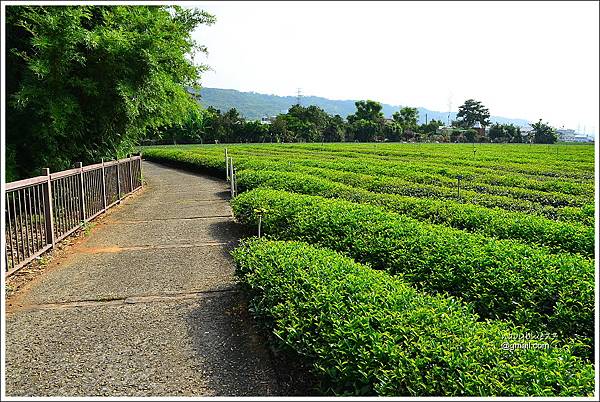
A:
[[128, 154, 134, 194], [138, 152, 144, 189], [101, 158, 107, 211], [230, 159, 235, 198], [42, 168, 56, 247], [225, 148, 230, 181], [233, 167, 238, 197], [77, 162, 86, 221], [116, 158, 122, 202]]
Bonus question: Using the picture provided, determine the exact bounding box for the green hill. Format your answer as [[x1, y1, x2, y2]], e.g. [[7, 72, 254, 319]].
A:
[[193, 87, 530, 126]]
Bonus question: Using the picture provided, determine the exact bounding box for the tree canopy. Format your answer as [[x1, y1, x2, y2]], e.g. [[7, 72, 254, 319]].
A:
[[6, 5, 215, 180], [347, 100, 385, 124], [392, 107, 419, 133], [531, 119, 558, 144], [455, 99, 491, 128], [488, 123, 523, 143]]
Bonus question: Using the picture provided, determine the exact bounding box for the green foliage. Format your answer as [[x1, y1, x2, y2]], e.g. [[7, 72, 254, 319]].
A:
[[4, 145, 19, 182], [419, 118, 443, 136], [141, 147, 225, 177], [231, 188, 595, 352], [233, 239, 594, 396], [345, 100, 386, 142], [155, 107, 205, 145], [489, 123, 523, 143], [143, 144, 594, 225], [235, 169, 594, 257], [278, 104, 331, 142], [6, 5, 214, 179], [347, 100, 385, 123], [323, 114, 346, 142], [531, 119, 558, 144], [456, 99, 491, 128], [392, 106, 419, 139]]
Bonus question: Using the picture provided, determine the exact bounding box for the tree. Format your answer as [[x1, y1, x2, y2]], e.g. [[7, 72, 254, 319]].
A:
[[392, 106, 419, 141], [6, 5, 215, 179], [351, 120, 381, 142], [220, 108, 245, 142], [269, 115, 293, 143], [323, 115, 346, 142], [159, 107, 205, 145], [488, 123, 507, 143], [347, 100, 384, 124], [506, 124, 523, 143], [275, 104, 330, 142], [456, 99, 490, 128], [392, 107, 419, 131], [239, 120, 269, 143], [531, 119, 558, 144], [383, 120, 402, 142], [419, 119, 443, 137], [347, 100, 385, 142], [488, 123, 523, 143], [199, 106, 222, 143]]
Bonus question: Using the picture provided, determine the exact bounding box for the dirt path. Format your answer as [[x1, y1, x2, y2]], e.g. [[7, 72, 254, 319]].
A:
[[4, 161, 286, 397]]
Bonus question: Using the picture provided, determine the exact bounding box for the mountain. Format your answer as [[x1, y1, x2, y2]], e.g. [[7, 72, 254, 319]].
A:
[[194, 87, 530, 127]]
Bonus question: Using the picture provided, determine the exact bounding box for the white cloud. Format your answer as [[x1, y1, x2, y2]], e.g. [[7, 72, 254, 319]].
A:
[[190, 1, 599, 135]]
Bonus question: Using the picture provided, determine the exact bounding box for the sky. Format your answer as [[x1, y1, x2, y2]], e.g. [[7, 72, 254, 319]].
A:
[[189, 1, 599, 135]]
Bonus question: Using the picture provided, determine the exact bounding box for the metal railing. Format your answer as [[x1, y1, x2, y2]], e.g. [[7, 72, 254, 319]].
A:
[[4, 154, 143, 276], [225, 148, 237, 197]]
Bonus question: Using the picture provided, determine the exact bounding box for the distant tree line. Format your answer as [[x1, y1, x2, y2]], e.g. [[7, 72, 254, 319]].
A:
[[149, 98, 558, 146]]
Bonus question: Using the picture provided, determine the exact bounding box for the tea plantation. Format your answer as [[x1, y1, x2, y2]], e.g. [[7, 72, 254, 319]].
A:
[[142, 143, 596, 396]]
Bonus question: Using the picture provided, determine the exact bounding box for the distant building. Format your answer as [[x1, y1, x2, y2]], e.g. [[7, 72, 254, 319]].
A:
[[556, 129, 594, 142], [556, 128, 576, 136], [258, 116, 274, 125]]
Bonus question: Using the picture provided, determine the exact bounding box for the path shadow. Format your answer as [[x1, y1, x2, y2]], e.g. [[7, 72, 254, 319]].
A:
[[184, 290, 281, 396], [213, 190, 231, 200], [143, 160, 225, 183], [184, 290, 316, 396], [205, 220, 252, 245]]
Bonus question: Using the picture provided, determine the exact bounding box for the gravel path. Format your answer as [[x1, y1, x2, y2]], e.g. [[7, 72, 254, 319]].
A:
[[5, 161, 286, 397]]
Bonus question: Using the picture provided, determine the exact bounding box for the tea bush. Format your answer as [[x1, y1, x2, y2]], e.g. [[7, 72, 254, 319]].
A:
[[231, 189, 594, 352], [233, 239, 595, 396], [236, 169, 594, 257]]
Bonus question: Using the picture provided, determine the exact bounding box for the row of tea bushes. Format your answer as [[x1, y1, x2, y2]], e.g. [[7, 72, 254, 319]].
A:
[[235, 169, 594, 257], [233, 239, 594, 396], [231, 189, 594, 353]]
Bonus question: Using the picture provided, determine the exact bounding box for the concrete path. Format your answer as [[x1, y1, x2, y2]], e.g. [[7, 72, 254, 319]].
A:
[[4, 162, 285, 397]]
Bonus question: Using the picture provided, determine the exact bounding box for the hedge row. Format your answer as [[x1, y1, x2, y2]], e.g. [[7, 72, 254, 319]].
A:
[[231, 189, 594, 353], [236, 169, 594, 257], [142, 147, 594, 226], [235, 145, 594, 197], [142, 147, 225, 176], [233, 239, 594, 396], [278, 143, 594, 180], [231, 151, 590, 208], [241, 157, 593, 225]]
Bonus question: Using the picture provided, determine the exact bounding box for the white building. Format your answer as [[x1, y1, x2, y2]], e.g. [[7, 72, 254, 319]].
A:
[[259, 116, 273, 125], [557, 129, 594, 143]]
